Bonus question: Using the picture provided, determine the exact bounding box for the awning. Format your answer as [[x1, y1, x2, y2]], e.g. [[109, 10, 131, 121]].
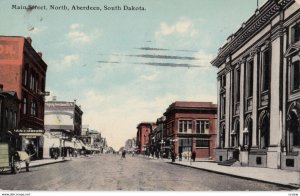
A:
[[64, 141, 74, 148]]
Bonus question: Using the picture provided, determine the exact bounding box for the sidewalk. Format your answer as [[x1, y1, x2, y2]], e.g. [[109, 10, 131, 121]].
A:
[[168, 159, 300, 189]]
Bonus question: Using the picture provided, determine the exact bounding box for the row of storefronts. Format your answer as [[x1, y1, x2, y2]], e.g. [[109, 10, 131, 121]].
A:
[[0, 36, 105, 161], [136, 102, 217, 160]]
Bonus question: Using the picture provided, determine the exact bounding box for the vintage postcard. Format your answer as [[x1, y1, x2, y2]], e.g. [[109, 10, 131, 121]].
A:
[[0, 0, 299, 195]]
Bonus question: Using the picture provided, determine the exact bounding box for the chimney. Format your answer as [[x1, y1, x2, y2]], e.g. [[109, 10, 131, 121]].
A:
[[0, 84, 3, 91], [26, 37, 32, 44], [38, 52, 43, 58]]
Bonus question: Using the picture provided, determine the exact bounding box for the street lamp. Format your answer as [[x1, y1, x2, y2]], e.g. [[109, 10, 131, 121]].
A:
[[160, 139, 165, 159]]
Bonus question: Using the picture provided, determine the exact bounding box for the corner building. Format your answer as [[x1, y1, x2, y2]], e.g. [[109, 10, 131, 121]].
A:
[[211, 0, 300, 171]]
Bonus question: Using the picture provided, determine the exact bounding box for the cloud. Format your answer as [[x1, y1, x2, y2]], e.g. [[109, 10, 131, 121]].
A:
[[194, 51, 214, 66], [66, 24, 100, 44], [48, 54, 80, 72], [140, 71, 158, 81], [155, 17, 197, 38], [62, 54, 79, 66]]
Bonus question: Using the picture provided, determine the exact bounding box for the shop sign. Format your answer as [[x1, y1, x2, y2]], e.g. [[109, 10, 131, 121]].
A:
[[14, 129, 45, 134], [13, 129, 45, 136]]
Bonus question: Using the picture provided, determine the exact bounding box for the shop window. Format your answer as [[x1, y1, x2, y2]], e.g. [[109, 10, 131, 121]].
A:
[[196, 139, 209, 148]]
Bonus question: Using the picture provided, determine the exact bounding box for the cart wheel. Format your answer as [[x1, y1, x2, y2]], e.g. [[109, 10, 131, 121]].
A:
[[13, 161, 21, 174]]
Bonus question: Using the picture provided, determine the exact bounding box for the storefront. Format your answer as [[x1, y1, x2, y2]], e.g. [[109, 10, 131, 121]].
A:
[[13, 129, 45, 160]]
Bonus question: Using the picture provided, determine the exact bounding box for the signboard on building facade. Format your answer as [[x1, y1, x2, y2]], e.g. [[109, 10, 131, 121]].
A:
[[0, 37, 23, 65]]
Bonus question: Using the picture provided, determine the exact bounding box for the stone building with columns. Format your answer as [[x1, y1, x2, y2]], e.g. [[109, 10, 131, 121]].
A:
[[211, 0, 300, 171]]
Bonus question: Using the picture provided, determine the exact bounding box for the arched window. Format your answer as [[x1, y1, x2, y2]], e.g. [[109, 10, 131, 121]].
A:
[[260, 115, 269, 149], [287, 110, 300, 152], [220, 124, 225, 148]]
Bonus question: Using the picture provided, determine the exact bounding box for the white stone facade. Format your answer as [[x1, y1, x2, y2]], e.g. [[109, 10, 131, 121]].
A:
[[211, 0, 300, 171]]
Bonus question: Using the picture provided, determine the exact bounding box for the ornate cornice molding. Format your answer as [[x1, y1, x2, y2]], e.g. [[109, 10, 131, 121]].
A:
[[211, 0, 292, 68]]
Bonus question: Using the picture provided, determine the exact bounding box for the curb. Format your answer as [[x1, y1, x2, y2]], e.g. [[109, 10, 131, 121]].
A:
[[29, 159, 69, 168], [168, 162, 300, 190]]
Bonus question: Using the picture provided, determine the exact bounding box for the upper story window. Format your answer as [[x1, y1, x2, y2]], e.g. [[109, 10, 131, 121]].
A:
[[261, 49, 270, 92], [220, 94, 226, 119], [23, 67, 28, 87], [291, 23, 300, 44], [22, 97, 27, 115], [234, 67, 241, 103], [291, 60, 300, 92], [220, 74, 226, 88], [178, 120, 192, 133], [195, 120, 209, 134], [246, 60, 254, 98]]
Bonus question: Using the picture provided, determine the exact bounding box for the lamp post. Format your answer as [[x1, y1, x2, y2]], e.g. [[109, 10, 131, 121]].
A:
[[170, 138, 178, 161], [160, 139, 165, 158]]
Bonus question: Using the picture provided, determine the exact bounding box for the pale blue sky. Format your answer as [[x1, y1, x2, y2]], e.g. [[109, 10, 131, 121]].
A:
[[0, 0, 267, 150]]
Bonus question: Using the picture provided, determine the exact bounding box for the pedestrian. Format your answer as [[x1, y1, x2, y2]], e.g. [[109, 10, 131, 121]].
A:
[[179, 153, 182, 161], [121, 150, 126, 159], [191, 151, 196, 162], [171, 151, 176, 162]]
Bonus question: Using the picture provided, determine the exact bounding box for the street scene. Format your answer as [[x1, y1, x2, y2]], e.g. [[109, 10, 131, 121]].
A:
[[0, 0, 300, 194], [0, 154, 292, 191]]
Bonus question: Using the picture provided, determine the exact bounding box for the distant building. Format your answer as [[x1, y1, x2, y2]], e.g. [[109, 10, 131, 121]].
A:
[[124, 137, 136, 153], [163, 101, 217, 159], [43, 98, 83, 158], [44, 98, 83, 139], [81, 124, 89, 136], [136, 122, 156, 154], [211, 0, 300, 171]]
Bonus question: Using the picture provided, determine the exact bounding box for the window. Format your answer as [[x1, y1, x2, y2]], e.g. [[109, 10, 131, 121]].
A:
[[246, 61, 254, 97], [291, 61, 300, 92], [23, 68, 28, 86], [261, 50, 270, 92], [221, 94, 226, 119], [13, 112, 17, 127], [196, 139, 209, 148], [196, 120, 209, 134], [234, 68, 240, 102], [30, 101, 36, 116], [291, 23, 300, 44], [220, 75, 226, 88], [178, 120, 192, 133], [22, 97, 27, 115]]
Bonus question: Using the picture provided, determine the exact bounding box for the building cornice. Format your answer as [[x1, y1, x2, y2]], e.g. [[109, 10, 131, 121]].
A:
[[211, 0, 292, 68]]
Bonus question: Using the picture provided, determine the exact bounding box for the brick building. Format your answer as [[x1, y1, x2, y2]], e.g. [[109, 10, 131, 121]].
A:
[[136, 122, 156, 154], [0, 36, 48, 159], [0, 36, 48, 129], [163, 101, 217, 159], [0, 87, 19, 143]]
